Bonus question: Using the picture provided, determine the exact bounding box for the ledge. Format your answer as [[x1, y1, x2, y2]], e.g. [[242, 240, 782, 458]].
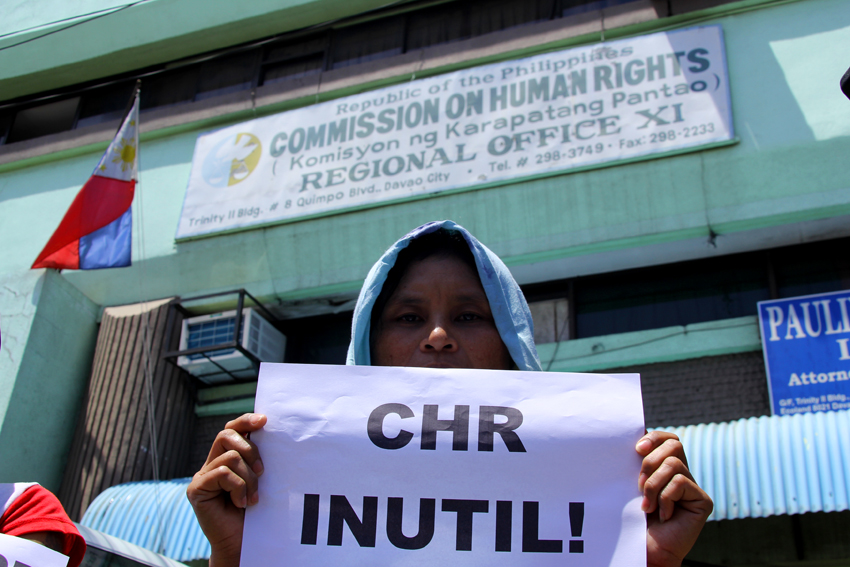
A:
[[195, 381, 258, 417], [537, 315, 762, 372], [195, 397, 255, 417]]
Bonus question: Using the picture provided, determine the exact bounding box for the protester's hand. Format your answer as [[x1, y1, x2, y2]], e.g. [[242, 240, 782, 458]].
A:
[[187, 413, 266, 567], [636, 430, 713, 567]]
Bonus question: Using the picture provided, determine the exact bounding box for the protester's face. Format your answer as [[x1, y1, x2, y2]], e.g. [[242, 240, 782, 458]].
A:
[[372, 255, 512, 370]]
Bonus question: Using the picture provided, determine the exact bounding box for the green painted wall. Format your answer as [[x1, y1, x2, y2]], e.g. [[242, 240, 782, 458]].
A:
[[0, 0, 399, 100], [0, 272, 42, 419], [0, 270, 99, 491]]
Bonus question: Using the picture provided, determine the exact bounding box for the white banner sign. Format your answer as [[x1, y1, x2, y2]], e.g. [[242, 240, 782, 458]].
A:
[[178, 25, 732, 239], [0, 533, 70, 567], [242, 364, 645, 567]]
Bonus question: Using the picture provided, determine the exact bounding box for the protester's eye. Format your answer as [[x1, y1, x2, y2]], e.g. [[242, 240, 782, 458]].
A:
[[457, 312, 482, 322], [399, 313, 422, 323]]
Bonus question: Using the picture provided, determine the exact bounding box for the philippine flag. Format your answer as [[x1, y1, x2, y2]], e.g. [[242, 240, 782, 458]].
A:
[[32, 92, 139, 270]]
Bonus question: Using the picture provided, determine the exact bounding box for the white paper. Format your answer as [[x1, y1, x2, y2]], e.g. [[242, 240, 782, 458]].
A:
[[243, 363, 645, 567], [0, 533, 70, 567]]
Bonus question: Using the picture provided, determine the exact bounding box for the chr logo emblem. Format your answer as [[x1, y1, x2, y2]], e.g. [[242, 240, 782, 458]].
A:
[[202, 132, 262, 187]]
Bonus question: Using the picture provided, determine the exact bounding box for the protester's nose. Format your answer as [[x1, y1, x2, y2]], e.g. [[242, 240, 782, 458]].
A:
[[421, 325, 458, 353]]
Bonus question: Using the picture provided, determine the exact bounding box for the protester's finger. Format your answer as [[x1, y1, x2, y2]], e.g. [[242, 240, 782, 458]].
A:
[[205, 414, 266, 475], [656, 474, 713, 523], [208, 428, 264, 471], [641, 455, 691, 515], [224, 413, 267, 434], [195, 450, 260, 508], [212, 449, 261, 506], [190, 464, 249, 509], [636, 431, 690, 490]]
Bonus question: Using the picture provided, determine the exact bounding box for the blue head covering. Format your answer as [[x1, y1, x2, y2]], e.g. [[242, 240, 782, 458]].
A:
[[346, 220, 542, 371]]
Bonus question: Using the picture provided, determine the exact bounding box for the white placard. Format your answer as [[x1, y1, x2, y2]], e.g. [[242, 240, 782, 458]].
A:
[[242, 363, 646, 566], [0, 533, 70, 567], [178, 25, 732, 239]]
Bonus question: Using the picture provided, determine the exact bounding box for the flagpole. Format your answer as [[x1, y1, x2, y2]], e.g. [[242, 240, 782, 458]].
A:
[[127, 80, 166, 549], [117, 79, 142, 136]]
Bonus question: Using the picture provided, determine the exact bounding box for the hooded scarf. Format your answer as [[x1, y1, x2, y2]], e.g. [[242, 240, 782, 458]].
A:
[[346, 220, 542, 371]]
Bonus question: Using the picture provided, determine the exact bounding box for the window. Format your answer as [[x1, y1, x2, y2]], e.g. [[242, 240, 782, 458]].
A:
[[522, 238, 850, 342], [0, 111, 13, 144], [331, 16, 406, 69], [280, 312, 353, 365], [573, 256, 770, 338], [562, 0, 638, 17], [260, 35, 328, 85], [196, 51, 259, 101], [140, 67, 200, 111], [5, 97, 79, 143], [774, 243, 850, 299], [76, 81, 135, 129], [262, 55, 324, 85], [528, 297, 571, 344], [468, 0, 556, 36], [405, 4, 469, 50]]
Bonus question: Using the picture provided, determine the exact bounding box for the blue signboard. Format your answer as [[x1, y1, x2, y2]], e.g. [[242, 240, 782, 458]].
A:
[[758, 290, 850, 416]]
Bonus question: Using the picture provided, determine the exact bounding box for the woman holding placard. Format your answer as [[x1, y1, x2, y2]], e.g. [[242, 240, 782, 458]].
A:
[[188, 220, 712, 567]]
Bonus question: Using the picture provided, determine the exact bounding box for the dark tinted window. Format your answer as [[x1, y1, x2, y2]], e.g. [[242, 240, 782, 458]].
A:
[[331, 16, 405, 69], [574, 256, 770, 338], [0, 110, 13, 144], [561, 0, 639, 16], [77, 81, 135, 129], [775, 243, 850, 299], [406, 4, 469, 50], [281, 312, 353, 364], [6, 97, 79, 143], [140, 67, 200, 111], [262, 55, 324, 85], [523, 238, 850, 341], [264, 34, 328, 63], [196, 51, 259, 101], [261, 35, 327, 85], [468, 0, 556, 36]]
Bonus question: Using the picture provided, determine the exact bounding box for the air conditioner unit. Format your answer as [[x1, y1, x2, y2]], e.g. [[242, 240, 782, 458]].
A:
[[177, 308, 286, 384]]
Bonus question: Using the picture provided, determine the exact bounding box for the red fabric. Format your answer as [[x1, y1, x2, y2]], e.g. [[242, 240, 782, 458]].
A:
[[0, 485, 86, 567], [32, 175, 135, 270]]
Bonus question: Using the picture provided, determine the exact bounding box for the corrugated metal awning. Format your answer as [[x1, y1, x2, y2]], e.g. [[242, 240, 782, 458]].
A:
[[80, 478, 210, 562], [81, 410, 850, 560], [656, 409, 850, 521]]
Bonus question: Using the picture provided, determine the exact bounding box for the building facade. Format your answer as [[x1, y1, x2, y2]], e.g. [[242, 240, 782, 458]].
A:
[[1, 0, 849, 564]]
